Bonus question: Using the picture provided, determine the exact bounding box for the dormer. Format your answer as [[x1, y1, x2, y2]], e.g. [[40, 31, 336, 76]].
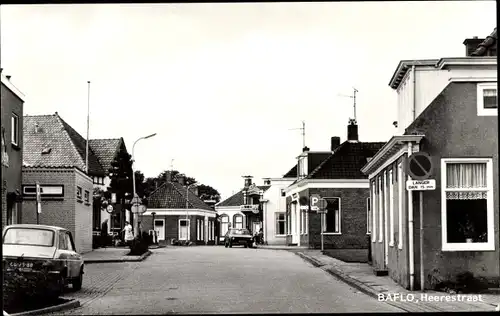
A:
[[297, 147, 309, 179]]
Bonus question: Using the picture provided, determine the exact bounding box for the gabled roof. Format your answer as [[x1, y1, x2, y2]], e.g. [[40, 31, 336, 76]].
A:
[[89, 138, 124, 174], [471, 28, 497, 56], [307, 141, 386, 179], [216, 185, 271, 207], [23, 113, 105, 175], [282, 164, 297, 178], [147, 181, 214, 211]]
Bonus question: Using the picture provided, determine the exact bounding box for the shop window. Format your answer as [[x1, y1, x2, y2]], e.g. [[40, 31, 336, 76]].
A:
[[442, 159, 494, 251]]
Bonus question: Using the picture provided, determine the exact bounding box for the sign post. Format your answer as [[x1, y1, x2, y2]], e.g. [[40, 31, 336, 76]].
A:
[[407, 151, 434, 292], [36, 182, 42, 224], [310, 195, 327, 251]]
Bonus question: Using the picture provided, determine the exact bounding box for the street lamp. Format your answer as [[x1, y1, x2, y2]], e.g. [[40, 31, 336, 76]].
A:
[[131, 133, 156, 237], [185, 182, 198, 243]]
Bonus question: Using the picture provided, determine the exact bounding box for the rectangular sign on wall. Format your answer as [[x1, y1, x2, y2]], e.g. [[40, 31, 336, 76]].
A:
[[22, 185, 65, 198]]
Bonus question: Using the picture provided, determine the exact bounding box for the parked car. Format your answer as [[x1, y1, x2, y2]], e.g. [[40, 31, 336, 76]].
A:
[[224, 228, 253, 248], [2, 224, 85, 296]]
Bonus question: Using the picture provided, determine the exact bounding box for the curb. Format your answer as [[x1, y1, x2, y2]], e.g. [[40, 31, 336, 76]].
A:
[[9, 299, 80, 316], [84, 250, 152, 264]]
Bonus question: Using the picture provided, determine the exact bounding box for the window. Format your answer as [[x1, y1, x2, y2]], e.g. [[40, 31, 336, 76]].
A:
[[378, 176, 384, 242], [276, 213, 286, 236], [233, 214, 243, 229], [322, 198, 341, 234], [65, 233, 75, 251], [389, 170, 395, 246], [220, 215, 229, 237], [477, 82, 497, 116], [179, 219, 189, 241], [3, 228, 54, 247], [210, 221, 214, 241], [76, 186, 83, 202], [372, 181, 377, 242], [441, 159, 494, 251], [197, 219, 203, 241], [367, 197, 371, 234], [398, 163, 403, 249], [59, 232, 68, 250], [11, 113, 19, 146], [84, 190, 90, 204]]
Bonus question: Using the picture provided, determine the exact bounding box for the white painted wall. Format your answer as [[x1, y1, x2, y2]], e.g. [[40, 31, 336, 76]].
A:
[[397, 66, 497, 134], [262, 178, 295, 245], [215, 206, 245, 241]]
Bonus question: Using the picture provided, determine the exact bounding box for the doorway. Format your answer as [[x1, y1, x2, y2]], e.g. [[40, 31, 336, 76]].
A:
[[154, 219, 165, 241], [291, 203, 299, 245], [178, 219, 190, 241]]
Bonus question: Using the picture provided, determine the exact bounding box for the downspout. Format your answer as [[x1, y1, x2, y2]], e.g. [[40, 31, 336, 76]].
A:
[[408, 142, 415, 291], [412, 65, 416, 121]]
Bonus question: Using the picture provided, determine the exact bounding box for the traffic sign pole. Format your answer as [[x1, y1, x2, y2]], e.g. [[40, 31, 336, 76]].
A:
[[321, 214, 324, 252], [419, 191, 424, 292]]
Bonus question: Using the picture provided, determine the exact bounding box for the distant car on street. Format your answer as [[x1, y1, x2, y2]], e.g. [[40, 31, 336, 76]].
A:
[[2, 224, 85, 296], [224, 228, 253, 248]]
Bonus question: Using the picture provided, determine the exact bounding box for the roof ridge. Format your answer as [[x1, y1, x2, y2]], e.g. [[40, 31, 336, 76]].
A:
[[24, 114, 55, 118], [52, 114, 87, 171], [89, 138, 122, 141], [307, 142, 347, 179]]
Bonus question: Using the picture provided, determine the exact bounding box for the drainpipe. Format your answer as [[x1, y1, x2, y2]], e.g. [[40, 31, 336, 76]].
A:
[[412, 65, 416, 121], [407, 141, 415, 291]]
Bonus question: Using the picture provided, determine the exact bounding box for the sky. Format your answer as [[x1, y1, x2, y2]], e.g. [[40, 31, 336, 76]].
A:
[[1, 1, 496, 200]]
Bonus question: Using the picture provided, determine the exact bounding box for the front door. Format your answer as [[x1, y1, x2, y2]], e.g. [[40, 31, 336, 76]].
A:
[[179, 219, 189, 241], [154, 219, 165, 241], [252, 221, 261, 235], [291, 203, 299, 244]]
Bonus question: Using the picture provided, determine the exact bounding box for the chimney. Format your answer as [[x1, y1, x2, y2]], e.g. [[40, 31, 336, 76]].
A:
[[347, 120, 359, 142], [463, 36, 485, 56], [263, 178, 271, 185], [165, 171, 172, 183], [302, 146, 310, 152], [178, 175, 185, 185], [6, 75, 11, 80], [243, 176, 253, 188], [331, 137, 341, 151]]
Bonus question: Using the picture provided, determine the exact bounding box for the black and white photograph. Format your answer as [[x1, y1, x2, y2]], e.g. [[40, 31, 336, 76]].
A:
[[1, 1, 498, 314]]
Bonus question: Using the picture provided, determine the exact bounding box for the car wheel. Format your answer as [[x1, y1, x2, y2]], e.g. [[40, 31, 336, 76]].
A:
[[244, 242, 248, 248], [224, 241, 228, 248], [72, 268, 83, 291], [229, 241, 232, 248]]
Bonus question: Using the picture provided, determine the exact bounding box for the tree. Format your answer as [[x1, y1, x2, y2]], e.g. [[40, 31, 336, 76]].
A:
[[107, 146, 134, 230]]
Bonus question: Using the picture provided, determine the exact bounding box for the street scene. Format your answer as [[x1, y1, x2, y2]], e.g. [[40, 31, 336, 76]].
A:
[[1, 1, 499, 315]]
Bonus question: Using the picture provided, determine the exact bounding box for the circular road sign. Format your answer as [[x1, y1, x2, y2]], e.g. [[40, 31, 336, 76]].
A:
[[407, 152, 433, 180], [106, 205, 114, 214], [317, 198, 327, 210]]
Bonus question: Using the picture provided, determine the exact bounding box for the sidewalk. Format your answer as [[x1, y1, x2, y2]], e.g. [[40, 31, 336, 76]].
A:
[[296, 250, 500, 312], [83, 247, 152, 263]]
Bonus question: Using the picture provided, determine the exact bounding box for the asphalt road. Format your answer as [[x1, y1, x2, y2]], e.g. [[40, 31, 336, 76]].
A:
[[58, 246, 405, 314]]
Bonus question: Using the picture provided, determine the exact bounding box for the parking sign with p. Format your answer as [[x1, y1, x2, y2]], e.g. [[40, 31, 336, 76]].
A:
[[310, 194, 327, 212]]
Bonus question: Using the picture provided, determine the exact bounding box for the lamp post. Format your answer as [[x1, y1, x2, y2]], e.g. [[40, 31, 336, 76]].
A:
[[185, 182, 198, 243], [131, 133, 156, 237]]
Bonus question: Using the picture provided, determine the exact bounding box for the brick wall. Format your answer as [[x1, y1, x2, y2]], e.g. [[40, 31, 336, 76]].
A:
[[22, 167, 92, 253], [74, 169, 93, 253]]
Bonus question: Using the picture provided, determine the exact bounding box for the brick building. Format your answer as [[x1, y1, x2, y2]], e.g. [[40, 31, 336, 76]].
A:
[[283, 121, 385, 262], [361, 29, 498, 290], [1, 72, 25, 229], [22, 113, 98, 253], [142, 171, 216, 245]]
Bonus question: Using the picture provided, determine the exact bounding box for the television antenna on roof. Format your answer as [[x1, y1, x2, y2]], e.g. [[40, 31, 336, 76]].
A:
[[337, 87, 358, 124], [289, 120, 306, 149]]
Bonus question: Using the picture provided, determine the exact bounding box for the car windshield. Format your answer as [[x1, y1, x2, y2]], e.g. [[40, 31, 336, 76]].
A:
[[231, 229, 250, 235], [3, 228, 55, 247]]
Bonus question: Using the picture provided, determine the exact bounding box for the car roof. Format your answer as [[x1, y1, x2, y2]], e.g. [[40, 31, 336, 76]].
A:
[[4, 224, 67, 232]]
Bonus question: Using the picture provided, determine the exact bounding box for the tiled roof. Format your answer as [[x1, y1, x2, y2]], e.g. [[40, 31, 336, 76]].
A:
[[471, 28, 497, 56], [147, 181, 214, 211], [308, 141, 386, 179], [23, 114, 104, 175], [216, 185, 270, 207], [283, 164, 297, 178], [89, 138, 123, 174]]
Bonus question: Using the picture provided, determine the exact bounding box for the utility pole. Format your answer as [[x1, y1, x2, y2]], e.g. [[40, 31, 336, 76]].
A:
[[289, 121, 306, 148], [337, 87, 358, 123]]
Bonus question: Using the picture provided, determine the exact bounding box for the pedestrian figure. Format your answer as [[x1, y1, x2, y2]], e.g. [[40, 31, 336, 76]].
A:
[[100, 219, 109, 248], [123, 221, 134, 247]]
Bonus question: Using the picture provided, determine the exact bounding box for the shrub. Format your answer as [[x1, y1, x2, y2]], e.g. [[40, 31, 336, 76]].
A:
[[127, 238, 149, 256], [3, 268, 57, 312]]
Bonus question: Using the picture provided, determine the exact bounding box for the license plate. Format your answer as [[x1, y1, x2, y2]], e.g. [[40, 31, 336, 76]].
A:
[[8, 261, 34, 269]]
